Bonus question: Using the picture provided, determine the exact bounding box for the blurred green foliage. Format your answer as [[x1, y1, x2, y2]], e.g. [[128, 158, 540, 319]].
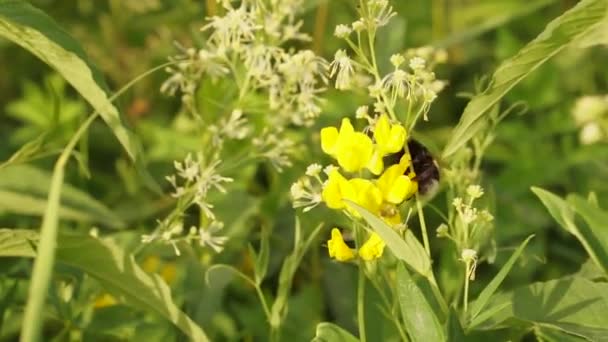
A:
[[0, 0, 607, 341]]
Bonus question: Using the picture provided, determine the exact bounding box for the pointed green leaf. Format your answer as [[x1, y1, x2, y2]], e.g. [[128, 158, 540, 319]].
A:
[[0, 165, 123, 228], [443, 0, 608, 158], [396, 263, 445, 342], [0, 0, 138, 160], [533, 187, 608, 274], [0, 229, 209, 341], [480, 277, 608, 340], [446, 307, 466, 342], [346, 201, 432, 279], [469, 235, 534, 323], [312, 322, 359, 342]]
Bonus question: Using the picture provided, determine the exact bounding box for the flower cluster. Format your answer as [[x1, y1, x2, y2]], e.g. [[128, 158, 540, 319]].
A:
[[142, 153, 232, 255], [327, 1, 447, 126], [162, 0, 327, 127], [292, 113, 420, 261], [437, 184, 494, 259], [571, 95, 608, 145]]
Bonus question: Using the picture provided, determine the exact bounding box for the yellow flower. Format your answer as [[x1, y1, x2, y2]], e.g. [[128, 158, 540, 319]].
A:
[[374, 114, 407, 154], [359, 233, 386, 261], [322, 169, 383, 217], [376, 154, 417, 204], [327, 228, 355, 261], [321, 118, 373, 173], [347, 178, 382, 217], [322, 169, 355, 209]]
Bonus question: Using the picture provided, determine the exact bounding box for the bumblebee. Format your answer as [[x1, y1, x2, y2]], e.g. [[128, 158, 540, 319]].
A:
[[383, 139, 440, 196]]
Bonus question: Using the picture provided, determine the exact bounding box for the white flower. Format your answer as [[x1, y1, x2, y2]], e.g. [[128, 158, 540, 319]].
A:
[[306, 163, 323, 177], [409, 57, 426, 71], [466, 185, 484, 200], [461, 249, 478, 262], [355, 106, 369, 119], [334, 24, 352, 38], [390, 54, 405, 68], [198, 222, 229, 253], [580, 122, 604, 145], [572, 95, 608, 125], [352, 19, 365, 32], [329, 50, 354, 90], [202, 3, 259, 52], [291, 180, 306, 200], [382, 69, 409, 98]]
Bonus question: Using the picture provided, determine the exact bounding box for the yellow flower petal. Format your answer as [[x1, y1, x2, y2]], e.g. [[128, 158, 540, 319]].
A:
[[374, 114, 406, 155], [386, 175, 413, 204], [321, 126, 339, 156], [328, 228, 355, 262], [336, 132, 373, 172], [367, 149, 384, 175], [346, 179, 382, 216], [381, 206, 402, 226], [386, 124, 406, 153], [322, 170, 354, 209], [359, 233, 386, 261]]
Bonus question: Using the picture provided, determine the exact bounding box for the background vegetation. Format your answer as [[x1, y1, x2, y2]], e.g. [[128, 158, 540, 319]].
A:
[[0, 0, 607, 341]]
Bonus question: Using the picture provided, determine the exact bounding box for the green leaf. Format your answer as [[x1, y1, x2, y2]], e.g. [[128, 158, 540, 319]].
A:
[[469, 235, 534, 324], [532, 187, 608, 274], [396, 263, 445, 342], [481, 277, 608, 340], [442, 0, 608, 158], [531, 187, 577, 234], [346, 201, 432, 280], [446, 307, 467, 342], [0, 229, 209, 341], [435, 0, 555, 48], [0, 228, 38, 257], [0, 0, 138, 160], [0, 165, 123, 228], [254, 226, 270, 285], [312, 322, 359, 342]]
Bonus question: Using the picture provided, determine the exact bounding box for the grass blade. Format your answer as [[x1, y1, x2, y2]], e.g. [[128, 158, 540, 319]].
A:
[[469, 235, 534, 324], [442, 0, 608, 158]]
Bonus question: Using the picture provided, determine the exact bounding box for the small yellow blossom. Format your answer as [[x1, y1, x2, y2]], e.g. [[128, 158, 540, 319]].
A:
[[328, 228, 355, 261], [321, 118, 373, 173], [366, 114, 407, 175], [359, 233, 386, 261], [376, 155, 417, 204], [374, 114, 407, 155], [322, 169, 355, 209]]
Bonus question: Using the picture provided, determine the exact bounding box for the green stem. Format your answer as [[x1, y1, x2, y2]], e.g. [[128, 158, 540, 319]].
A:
[[20, 61, 178, 342], [416, 194, 431, 256], [463, 261, 471, 313], [21, 113, 99, 342], [357, 260, 367, 342]]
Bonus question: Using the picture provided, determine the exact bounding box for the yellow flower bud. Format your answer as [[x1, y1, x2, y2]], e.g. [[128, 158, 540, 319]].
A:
[[328, 228, 355, 262], [359, 233, 386, 261], [374, 114, 407, 155]]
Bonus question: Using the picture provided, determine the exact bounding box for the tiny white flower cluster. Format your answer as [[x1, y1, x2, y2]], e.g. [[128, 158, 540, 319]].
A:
[[452, 188, 493, 227], [327, 3, 447, 125], [167, 154, 234, 220], [571, 95, 608, 145], [143, 153, 233, 254], [162, 0, 327, 127], [142, 220, 228, 255], [439, 185, 494, 253], [290, 163, 325, 212], [208, 109, 251, 146], [252, 129, 296, 171]]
